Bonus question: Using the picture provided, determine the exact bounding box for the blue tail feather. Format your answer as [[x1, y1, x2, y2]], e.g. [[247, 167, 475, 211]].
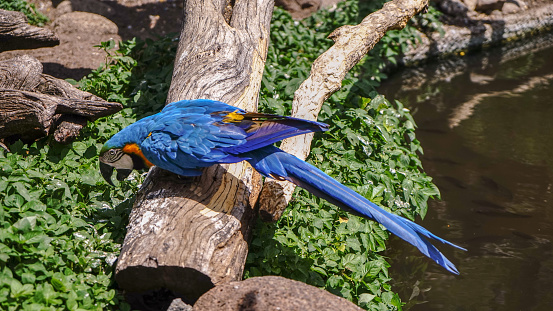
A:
[[247, 146, 465, 274]]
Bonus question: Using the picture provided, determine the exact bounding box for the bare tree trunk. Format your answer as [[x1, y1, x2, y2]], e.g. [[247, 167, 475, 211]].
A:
[[258, 0, 430, 222], [115, 0, 273, 301]]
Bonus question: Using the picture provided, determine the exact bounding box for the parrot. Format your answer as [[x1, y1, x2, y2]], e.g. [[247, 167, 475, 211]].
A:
[[99, 99, 465, 274]]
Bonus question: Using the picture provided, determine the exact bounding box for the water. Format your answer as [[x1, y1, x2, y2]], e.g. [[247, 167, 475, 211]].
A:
[[378, 33, 553, 311]]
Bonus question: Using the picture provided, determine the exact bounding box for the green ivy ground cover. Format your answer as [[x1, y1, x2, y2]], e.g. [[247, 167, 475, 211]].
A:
[[0, 1, 442, 310]]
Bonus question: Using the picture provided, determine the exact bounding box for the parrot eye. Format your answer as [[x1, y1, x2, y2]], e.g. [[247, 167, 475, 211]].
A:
[[103, 149, 121, 161]]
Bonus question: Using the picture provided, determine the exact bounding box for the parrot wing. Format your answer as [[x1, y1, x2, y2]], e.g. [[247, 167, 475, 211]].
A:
[[163, 100, 329, 154], [139, 99, 328, 175], [220, 112, 329, 154]]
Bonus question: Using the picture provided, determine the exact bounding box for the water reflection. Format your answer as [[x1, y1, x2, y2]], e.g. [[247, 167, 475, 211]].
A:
[[379, 32, 553, 311]]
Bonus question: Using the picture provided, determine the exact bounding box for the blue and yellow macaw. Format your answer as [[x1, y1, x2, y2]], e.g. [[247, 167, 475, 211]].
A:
[[99, 99, 465, 274]]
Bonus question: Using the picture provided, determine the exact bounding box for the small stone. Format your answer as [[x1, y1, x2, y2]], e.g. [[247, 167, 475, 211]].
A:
[[502, 0, 528, 14], [462, 0, 478, 11], [502, 2, 518, 13], [439, 0, 470, 16], [167, 298, 193, 311], [54, 1, 73, 17], [475, 0, 506, 13]]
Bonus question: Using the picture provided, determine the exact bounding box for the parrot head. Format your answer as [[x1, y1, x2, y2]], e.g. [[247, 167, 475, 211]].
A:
[[99, 147, 134, 186], [99, 142, 153, 186], [98, 118, 156, 186]]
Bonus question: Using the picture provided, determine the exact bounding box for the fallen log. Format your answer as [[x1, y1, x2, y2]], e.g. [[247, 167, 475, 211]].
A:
[[0, 55, 121, 143], [0, 52, 42, 90], [0, 9, 59, 52], [0, 89, 122, 139]]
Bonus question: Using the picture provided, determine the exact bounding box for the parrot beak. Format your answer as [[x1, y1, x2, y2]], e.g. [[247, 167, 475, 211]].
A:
[[100, 162, 133, 186], [100, 162, 117, 186], [99, 152, 135, 186], [116, 168, 133, 181]]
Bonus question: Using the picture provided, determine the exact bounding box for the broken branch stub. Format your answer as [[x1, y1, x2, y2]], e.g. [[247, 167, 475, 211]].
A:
[[0, 89, 122, 140], [0, 89, 57, 139], [258, 0, 430, 222], [0, 55, 122, 143]]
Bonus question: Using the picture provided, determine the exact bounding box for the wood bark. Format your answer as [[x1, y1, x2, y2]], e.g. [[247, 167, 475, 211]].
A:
[[0, 55, 121, 142], [0, 89, 122, 138], [115, 0, 273, 301], [258, 0, 430, 221], [0, 9, 59, 52]]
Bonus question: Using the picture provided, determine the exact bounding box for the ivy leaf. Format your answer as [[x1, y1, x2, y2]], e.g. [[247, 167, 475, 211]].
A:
[[13, 216, 37, 232], [13, 182, 31, 202], [359, 293, 376, 305]]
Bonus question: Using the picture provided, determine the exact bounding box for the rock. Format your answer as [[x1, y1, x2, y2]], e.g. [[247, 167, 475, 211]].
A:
[[54, 0, 115, 20], [193, 276, 364, 311], [438, 0, 470, 16], [0, 10, 122, 80], [53, 1, 74, 17], [502, 0, 528, 14], [53, 12, 118, 36], [476, 0, 506, 13], [462, 0, 478, 11], [275, 0, 321, 19], [320, 0, 343, 9], [400, 3, 553, 66], [167, 298, 193, 311]]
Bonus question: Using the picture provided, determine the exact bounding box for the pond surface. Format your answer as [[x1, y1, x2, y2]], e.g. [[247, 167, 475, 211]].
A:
[[378, 32, 553, 311]]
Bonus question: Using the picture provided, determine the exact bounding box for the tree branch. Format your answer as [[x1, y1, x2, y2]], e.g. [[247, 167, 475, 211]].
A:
[[258, 0, 430, 221]]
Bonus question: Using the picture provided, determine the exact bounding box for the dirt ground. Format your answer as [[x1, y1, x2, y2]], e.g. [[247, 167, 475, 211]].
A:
[[0, 0, 336, 81], [29, 0, 184, 39], [1, 0, 550, 81], [0, 0, 184, 80]]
